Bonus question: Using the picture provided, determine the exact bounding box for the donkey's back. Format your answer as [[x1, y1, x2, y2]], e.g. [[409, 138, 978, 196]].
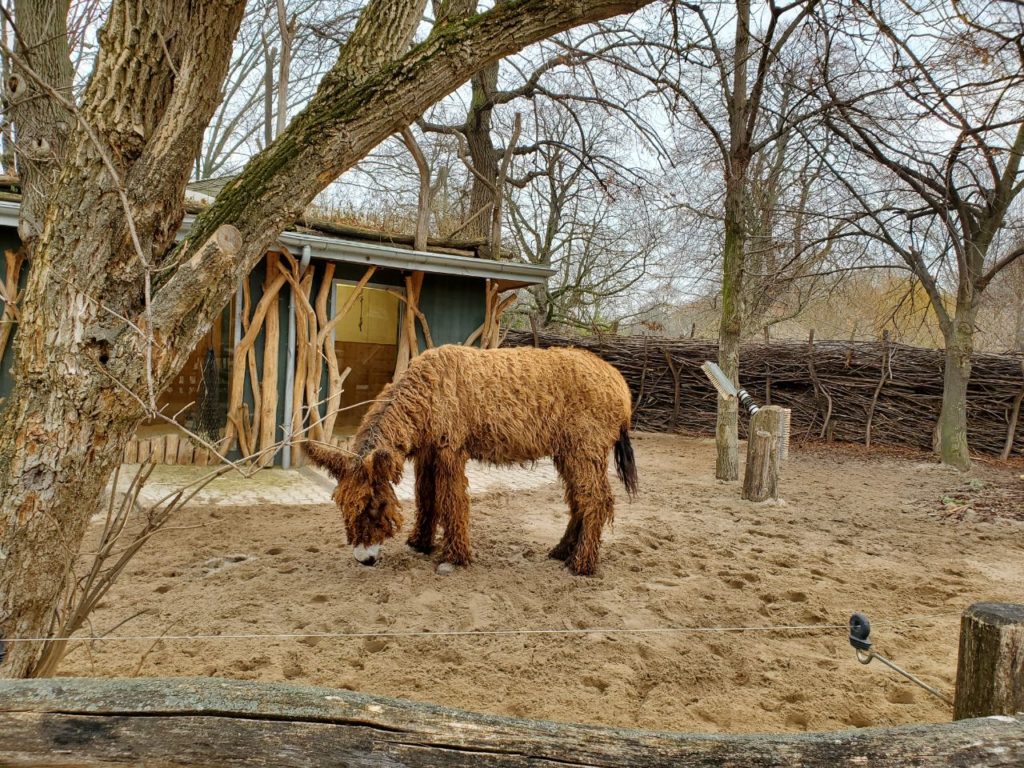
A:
[[407, 345, 632, 464]]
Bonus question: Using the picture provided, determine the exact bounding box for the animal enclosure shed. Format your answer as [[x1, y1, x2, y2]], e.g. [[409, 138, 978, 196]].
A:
[[0, 193, 552, 467]]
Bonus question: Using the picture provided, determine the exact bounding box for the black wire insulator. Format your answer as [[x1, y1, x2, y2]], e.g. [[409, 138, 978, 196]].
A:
[[849, 612, 872, 652]]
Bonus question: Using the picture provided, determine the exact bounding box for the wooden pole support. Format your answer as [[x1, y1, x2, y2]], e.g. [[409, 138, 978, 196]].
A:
[[742, 405, 784, 502], [955, 602, 1024, 720]]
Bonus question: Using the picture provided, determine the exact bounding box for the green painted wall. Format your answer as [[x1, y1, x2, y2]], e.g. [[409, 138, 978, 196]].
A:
[[417, 273, 486, 347]]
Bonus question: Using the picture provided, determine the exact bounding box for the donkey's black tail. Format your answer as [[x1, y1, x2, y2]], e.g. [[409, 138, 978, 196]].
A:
[[614, 425, 639, 499]]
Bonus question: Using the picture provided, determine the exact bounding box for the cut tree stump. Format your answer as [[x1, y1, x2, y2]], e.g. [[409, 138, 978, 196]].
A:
[[955, 603, 1024, 720], [0, 677, 1021, 767], [742, 406, 784, 502]]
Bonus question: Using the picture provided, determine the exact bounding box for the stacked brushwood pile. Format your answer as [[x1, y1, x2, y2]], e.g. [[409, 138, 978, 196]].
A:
[[504, 330, 1024, 457]]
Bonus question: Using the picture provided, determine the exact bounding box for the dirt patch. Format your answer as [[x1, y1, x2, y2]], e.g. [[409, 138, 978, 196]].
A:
[[936, 475, 1024, 522], [62, 434, 1024, 734]]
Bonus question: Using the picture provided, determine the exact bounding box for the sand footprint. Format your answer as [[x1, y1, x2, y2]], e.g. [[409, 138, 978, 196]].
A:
[[201, 554, 254, 577]]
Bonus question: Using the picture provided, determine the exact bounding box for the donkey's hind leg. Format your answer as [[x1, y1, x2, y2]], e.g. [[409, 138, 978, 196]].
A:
[[436, 448, 472, 569], [549, 454, 582, 561], [407, 449, 438, 554], [561, 455, 615, 576], [548, 515, 582, 561]]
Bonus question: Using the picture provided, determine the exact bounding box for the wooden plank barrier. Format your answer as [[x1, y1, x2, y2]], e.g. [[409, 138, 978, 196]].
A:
[[121, 435, 221, 466], [0, 677, 1021, 767]]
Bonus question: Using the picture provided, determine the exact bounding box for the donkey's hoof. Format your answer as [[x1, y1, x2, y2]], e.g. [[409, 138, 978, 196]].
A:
[[547, 544, 571, 561], [435, 562, 457, 576], [567, 558, 598, 577], [407, 539, 434, 555]]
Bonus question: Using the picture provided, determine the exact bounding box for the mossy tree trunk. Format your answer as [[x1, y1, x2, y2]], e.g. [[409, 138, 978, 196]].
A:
[[715, 0, 751, 481], [0, 0, 656, 678], [936, 309, 976, 471], [463, 60, 502, 256], [716, 174, 747, 480]]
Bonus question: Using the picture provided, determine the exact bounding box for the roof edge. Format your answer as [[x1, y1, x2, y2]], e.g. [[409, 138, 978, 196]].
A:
[[0, 200, 553, 287]]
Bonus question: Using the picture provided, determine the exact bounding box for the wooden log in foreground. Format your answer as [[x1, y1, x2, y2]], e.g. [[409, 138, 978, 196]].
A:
[[0, 677, 1021, 767]]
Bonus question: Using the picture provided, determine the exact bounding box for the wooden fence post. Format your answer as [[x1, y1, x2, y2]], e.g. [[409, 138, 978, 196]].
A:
[[743, 405, 784, 502], [955, 603, 1024, 720]]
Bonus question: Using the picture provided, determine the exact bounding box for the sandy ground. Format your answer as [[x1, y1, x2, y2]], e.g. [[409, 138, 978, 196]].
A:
[[62, 433, 1024, 734]]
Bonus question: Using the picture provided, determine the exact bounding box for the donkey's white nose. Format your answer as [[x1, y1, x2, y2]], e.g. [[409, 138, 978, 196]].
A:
[[353, 543, 381, 565]]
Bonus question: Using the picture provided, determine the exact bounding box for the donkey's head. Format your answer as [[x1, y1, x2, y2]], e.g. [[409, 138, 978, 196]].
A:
[[329, 447, 404, 565]]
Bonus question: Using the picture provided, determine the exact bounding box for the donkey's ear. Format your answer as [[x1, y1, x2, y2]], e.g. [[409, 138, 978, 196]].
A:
[[304, 440, 352, 482], [363, 447, 402, 484]]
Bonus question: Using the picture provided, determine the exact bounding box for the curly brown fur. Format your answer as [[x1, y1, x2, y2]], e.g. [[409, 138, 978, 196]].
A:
[[406, 448, 438, 554], [303, 441, 403, 548], [305, 344, 636, 575]]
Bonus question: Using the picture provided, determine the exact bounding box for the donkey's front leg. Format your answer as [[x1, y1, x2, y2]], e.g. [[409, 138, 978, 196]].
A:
[[408, 449, 438, 554], [435, 447, 472, 573]]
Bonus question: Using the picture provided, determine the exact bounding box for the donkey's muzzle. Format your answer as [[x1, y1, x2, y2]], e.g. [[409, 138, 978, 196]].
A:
[[353, 543, 381, 565]]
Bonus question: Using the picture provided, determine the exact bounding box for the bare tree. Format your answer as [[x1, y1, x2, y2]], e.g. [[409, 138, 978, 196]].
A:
[[611, 0, 821, 478], [819, 0, 1024, 469], [197, 1, 359, 180], [506, 106, 666, 330]]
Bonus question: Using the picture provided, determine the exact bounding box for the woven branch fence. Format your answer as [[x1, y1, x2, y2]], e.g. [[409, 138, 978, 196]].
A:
[[504, 330, 1024, 458]]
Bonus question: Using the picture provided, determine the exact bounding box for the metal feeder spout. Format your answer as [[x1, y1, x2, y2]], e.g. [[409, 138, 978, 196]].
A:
[[701, 361, 791, 459]]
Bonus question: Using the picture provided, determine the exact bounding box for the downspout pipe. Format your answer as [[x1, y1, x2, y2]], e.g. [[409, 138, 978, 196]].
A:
[[282, 245, 312, 469]]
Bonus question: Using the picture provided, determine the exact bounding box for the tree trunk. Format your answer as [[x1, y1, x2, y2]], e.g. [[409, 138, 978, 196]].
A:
[[715, 0, 751, 482], [0, 378, 143, 678], [955, 603, 1024, 720], [937, 312, 975, 471], [742, 406, 783, 501], [0, 0, 247, 678], [716, 210, 743, 481], [7, 0, 73, 249], [463, 62, 501, 258]]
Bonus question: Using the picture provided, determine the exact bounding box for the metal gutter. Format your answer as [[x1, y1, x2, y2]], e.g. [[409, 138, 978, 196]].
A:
[[276, 229, 554, 287], [0, 199, 553, 286], [184, 211, 553, 286]]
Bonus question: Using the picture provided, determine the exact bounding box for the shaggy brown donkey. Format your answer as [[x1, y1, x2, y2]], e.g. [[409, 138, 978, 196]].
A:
[[304, 344, 638, 576]]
